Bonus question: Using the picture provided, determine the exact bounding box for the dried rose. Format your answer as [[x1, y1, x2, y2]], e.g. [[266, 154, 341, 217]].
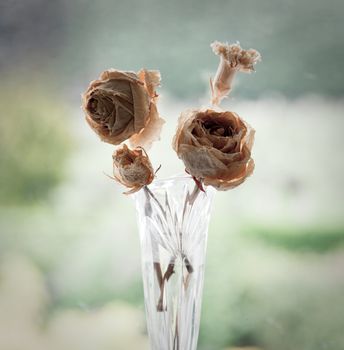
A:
[[210, 41, 261, 105], [112, 144, 154, 194], [82, 69, 165, 149], [173, 108, 255, 191]]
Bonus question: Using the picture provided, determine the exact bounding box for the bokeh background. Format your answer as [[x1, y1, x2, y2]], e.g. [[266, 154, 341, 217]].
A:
[[1, 0, 344, 349]]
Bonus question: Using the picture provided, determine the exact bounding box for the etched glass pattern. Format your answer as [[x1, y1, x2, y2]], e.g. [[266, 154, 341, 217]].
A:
[[134, 175, 215, 350]]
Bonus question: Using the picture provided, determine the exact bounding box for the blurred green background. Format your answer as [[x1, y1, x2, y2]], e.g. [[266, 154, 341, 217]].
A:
[[1, 0, 344, 349]]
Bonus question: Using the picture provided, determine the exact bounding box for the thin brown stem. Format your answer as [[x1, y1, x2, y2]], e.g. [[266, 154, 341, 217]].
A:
[[184, 256, 194, 274], [145, 186, 165, 215], [154, 262, 163, 287], [144, 187, 164, 293], [145, 183, 197, 313], [157, 259, 175, 312]]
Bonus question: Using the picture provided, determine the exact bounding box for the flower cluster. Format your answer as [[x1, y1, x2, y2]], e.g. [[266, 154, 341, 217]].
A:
[[82, 41, 260, 193], [82, 69, 164, 193]]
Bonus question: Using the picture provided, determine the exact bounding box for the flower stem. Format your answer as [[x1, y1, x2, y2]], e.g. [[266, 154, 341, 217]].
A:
[[157, 258, 175, 312], [144, 183, 199, 312]]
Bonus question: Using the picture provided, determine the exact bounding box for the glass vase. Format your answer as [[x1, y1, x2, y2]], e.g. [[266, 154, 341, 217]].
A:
[[134, 175, 215, 350]]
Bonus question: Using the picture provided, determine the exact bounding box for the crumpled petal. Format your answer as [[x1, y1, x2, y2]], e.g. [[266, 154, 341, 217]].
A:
[[204, 158, 255, 190], [138, 69, 161, 99], [210, 41, 261, 105], [129, 103, 165, 150]]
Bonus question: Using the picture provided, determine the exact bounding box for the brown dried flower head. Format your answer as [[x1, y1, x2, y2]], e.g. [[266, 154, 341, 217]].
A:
[[173, 109, 255, 191], [112, 144, 155, 194], [82, 69, 165, 149], [211, 41, 261, 105]]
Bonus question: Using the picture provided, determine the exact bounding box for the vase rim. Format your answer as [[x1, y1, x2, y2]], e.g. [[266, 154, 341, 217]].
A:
[[146, 173, 194, 189]]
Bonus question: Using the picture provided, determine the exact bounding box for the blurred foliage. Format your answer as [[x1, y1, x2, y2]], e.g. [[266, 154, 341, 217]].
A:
[[247, 226, 344, 253], [199, 226, 344, 350], [0, 83, 71, 206]]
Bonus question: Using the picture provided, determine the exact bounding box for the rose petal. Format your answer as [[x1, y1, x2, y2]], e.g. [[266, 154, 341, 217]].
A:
[[179, 144, 228, 178], [138, 69, 161, 98], [204, 158, 255, 191], [100, 69, 141, 83], [129, 103, 165, 150], [130, 81, 150, 133]]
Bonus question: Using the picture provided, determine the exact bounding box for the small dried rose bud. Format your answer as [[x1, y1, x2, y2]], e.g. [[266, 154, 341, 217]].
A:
[[112, 144, 154, 194], [82, 69, 165, 149], [210, 41, 261, 105], [173, 108, 255, 191]]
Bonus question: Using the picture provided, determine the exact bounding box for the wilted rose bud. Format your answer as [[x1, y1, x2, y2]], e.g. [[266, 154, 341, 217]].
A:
[[112, 144, 155, 194], [210, 41, 261, 105], [82, 69, 165, 149], [173, 109, 255, 191]]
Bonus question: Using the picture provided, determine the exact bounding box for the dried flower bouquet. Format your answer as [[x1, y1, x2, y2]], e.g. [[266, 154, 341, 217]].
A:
[[82, 41, 261, 350]]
